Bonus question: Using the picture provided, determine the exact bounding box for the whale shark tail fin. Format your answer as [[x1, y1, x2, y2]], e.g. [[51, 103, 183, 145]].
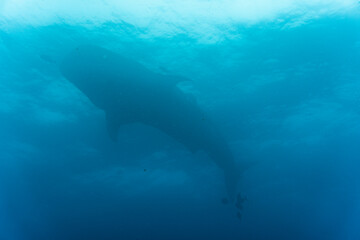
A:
[[224, 166, 239, 202], [224, 159, 259, 202], [238, 159, 259, 174]]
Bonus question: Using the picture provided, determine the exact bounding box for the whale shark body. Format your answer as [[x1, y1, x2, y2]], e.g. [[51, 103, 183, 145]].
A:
[[60, 45, 239, 200]]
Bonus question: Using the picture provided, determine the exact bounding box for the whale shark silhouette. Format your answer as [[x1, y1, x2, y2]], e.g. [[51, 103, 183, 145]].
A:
[[60, 45, 239, 200]]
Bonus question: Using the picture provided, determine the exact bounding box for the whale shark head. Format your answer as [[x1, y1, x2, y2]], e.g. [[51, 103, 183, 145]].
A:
[[60, 45, 107, 87], [60, 45, 156, 95]]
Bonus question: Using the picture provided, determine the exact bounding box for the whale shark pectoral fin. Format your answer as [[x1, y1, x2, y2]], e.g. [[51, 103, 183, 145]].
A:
[[166, 75, 192, 86], [106, 111, 119, 142]]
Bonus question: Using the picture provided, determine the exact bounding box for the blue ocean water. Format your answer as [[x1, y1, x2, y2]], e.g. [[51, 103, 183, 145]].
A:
[[1, 1, 360, 239]]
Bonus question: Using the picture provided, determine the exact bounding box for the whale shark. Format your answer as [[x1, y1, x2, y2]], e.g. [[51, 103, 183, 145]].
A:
[[60, 45, 239, 200]]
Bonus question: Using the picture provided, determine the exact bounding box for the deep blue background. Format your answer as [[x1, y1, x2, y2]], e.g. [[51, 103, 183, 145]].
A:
[[1, 2, 360, 239]]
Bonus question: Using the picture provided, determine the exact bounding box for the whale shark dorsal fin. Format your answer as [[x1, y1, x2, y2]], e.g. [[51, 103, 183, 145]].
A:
[[106, 111, 119, 142]]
